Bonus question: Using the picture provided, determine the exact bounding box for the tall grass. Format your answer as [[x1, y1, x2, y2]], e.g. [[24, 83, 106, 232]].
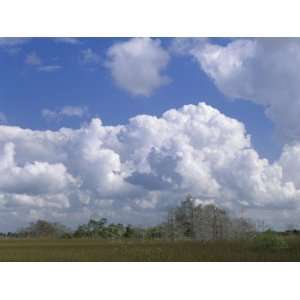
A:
[[0, 236, 300, 261]]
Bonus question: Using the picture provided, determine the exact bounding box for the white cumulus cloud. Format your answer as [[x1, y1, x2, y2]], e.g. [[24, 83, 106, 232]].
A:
[[106, 37, 170, 96], [0, 142, 76, 196], [1, 103, 300, 230], [174, 38, 300, 143]]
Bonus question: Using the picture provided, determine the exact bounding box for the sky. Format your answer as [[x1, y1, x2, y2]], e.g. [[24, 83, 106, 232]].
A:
[[0, 37, 300, 231]]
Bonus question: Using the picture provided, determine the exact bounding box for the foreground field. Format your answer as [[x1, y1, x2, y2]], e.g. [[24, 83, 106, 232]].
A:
[[0, 238, 300, 261]]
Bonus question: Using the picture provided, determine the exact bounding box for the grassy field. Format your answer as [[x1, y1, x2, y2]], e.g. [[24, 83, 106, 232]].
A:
[[0, 237, 300, 261]]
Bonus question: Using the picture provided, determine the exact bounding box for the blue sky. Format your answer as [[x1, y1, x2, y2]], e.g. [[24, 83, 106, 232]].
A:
[[0, 37, 280, 161]]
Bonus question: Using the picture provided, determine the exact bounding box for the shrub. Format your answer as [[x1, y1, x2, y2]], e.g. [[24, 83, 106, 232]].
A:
[[253, 231, 288, 251], [61, 233, 73, 239]]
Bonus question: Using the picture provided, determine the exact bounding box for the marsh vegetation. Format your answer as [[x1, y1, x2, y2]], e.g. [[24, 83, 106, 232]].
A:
[[0, 196, 297, 261]]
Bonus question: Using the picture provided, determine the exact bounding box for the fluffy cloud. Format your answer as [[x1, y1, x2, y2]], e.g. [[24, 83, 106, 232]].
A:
[[106, 38, 170, 96], [0, 143, 75, 195], [279, 144, 300, 189], [1, 103, 300, 230], [174, 38, 300, 142]]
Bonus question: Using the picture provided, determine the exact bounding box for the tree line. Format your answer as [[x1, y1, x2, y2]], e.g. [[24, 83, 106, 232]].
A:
[[0, 195, 260, 240]]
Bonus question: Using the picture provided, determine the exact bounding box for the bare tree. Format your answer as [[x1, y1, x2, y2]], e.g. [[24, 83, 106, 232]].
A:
[[19, 220, 69, 238], [162, 195, 256, 241]]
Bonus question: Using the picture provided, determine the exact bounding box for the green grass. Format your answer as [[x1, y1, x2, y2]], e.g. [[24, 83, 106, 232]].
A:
[[0, 237, 300, 261]]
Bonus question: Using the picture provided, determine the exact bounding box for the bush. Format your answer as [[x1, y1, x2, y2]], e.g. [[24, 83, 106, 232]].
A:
[[61, 233, 73, 239], [253, 231, 288, 251]]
